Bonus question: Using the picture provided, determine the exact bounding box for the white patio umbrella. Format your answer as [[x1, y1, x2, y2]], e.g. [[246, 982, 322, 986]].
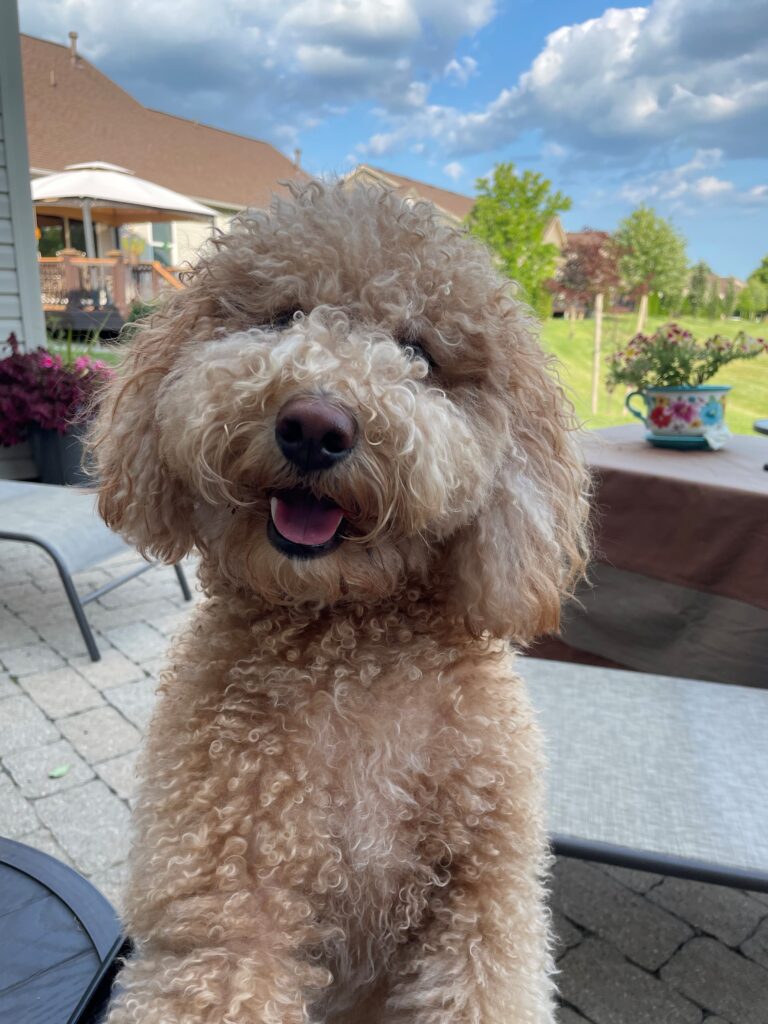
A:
[[31, 162, 217, 258]]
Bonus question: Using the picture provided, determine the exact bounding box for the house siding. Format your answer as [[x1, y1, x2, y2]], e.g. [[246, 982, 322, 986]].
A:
[[1, 3, 46, 478]]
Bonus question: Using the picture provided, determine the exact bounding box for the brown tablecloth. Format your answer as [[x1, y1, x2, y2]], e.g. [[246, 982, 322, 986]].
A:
[[536, 425, 768, 687]]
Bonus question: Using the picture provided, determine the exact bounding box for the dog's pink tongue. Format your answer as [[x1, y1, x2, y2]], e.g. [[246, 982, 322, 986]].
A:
[[271, 495, 344, 546]]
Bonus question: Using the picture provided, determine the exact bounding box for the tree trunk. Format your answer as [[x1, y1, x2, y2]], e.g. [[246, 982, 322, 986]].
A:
[[635, 291, 649, 334], [591, 292, 604, 415]]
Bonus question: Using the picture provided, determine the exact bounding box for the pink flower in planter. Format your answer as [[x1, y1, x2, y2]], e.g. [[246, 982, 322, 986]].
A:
[[670, 400, 695, 422]]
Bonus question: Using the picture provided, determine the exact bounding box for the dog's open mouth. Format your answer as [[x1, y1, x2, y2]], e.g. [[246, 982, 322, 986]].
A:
[[267, 488, 346, 559]]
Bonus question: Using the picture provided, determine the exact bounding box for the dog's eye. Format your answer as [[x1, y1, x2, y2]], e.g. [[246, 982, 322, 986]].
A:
[[269, 309, 301, 330], [395, 325, 437, 371], [400, 338, 437, 372]]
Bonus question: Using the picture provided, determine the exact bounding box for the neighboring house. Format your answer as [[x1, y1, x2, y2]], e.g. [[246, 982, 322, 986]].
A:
[[347, 165, 475, 224], [706, 272, 746, 302], [347, 164, 568, 255], [21, 32, 307, 266], [1, 3, 47, 478]]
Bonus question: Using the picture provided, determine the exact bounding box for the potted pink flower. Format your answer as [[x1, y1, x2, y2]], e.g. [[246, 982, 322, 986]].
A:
[[0, 333, 114, 483], [606, 323, 766, 449]]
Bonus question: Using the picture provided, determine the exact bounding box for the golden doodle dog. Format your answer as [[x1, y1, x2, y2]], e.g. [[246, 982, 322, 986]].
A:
[[92, 181, 589, 1023]]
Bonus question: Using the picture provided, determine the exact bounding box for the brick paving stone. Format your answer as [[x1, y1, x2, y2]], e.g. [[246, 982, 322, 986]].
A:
[[741, 918, 768, 970], [135, 597, 181, 624], [552, 858, 693, 971], [0, 771, 38, 838], [88, 860, 129, 917], [2, 580, 49, 611], [662, 937, 768, 1024], [58, 706, 140, 763], [96, 576, 159, 609], [0, 643, 65, 677], [141, 656, 168, 680], [0, 694, 60, 755], [0, 613, 37, 650], [558, 938, 702, 1024], [748, 891, 768, 909], [3, 738, 94, 797], [153, 610, 191, 637], [70, 649, 146, 690], [0, 672, 20, 699], [104, 678, 158, 731], [17, 602, 81, 629], [18, 826, 74, 866], [600, 864, 663, 894], [552, 909, 583, 961], [649, 877, 767, 948], [94, 750, 139, 801], [104, 621, 169, 662], [35, 780, 131, 875], [35, 621, 109, 660], [18, 666, 104, 719], [86, 602, 147, 632]]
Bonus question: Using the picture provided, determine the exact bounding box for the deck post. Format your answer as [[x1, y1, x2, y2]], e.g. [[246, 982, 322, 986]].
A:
[[106, 250, 127, 318]]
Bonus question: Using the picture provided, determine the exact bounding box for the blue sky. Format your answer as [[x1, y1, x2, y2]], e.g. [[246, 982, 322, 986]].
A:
[[20, 0, 768, 278]]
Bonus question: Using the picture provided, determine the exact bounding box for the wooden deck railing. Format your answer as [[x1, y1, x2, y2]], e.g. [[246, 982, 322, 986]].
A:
[[39, 249, 184, 328]]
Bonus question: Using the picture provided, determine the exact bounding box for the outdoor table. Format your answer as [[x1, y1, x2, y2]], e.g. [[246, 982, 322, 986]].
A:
[[0, 837, 124, 1023], [537, 424, 768, 687]]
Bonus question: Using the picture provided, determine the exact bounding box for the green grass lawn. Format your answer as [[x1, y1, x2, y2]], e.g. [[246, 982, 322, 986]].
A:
[[540, 313, 768, 435]]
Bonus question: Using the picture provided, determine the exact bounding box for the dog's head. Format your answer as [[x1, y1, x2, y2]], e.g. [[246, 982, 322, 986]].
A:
[[91, 182, 588, 641]]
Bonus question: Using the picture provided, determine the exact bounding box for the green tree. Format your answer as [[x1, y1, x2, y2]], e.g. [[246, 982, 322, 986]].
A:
[[467, 162, 571, 318], [705, 281, 723, 321], [738, 279, 767, 320], [748, 255, 768, 288], [614, 206, 688, 332], [687, 261, 711, 317], [723, 279, 737, 318]]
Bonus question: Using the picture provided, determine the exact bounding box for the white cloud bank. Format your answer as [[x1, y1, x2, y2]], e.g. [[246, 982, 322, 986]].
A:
[[363, 0, 768, 161], [20, 0, 495, 142]]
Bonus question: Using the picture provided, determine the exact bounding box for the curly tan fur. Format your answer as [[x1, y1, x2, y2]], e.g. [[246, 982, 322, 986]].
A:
[[91, 181, 589, 1023]]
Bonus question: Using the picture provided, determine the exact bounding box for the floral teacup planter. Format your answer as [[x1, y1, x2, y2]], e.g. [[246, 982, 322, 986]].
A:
[[625, 385, 731, 450]]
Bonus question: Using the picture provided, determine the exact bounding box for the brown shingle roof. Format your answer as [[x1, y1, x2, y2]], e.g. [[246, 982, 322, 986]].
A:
[[21, 34, 307, 209], [351, 165, 475, 222]]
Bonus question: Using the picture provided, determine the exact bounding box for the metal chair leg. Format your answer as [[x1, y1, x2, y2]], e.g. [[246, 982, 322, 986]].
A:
[[173, 563, 192, 602]]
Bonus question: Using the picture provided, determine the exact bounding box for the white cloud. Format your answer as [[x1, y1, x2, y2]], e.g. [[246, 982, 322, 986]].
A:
[[443, 161, 464, 181], [360, 0, 768, 160], [444, 56, 478, 85], [690, 176, 733, 198], [618, 150, 765, 207], [19, 0, 496, 141]]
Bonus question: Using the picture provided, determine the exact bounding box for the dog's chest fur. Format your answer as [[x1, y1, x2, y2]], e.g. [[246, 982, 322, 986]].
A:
[[157, 602, 512, 1004]]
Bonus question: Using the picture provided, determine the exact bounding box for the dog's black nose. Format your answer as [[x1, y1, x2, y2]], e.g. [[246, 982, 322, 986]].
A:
[[275, 397, 357, 473]]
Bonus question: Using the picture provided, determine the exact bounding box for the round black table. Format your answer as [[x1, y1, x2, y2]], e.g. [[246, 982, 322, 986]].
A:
[[0, 837, 127, 1023]]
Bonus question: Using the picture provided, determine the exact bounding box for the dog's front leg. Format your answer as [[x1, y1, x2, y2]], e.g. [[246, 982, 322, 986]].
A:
[[103, 886, 330, 1024], [385, 853, 555, 1024], [384, 708, 556, 1024]]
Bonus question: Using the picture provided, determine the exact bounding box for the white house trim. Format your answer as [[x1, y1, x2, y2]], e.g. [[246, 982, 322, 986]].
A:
[[0, 0, 45, 352]]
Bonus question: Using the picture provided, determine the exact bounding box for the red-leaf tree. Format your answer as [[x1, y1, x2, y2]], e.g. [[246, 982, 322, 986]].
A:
[[554, 229, 620, 319], [552, 229, 621, 414]]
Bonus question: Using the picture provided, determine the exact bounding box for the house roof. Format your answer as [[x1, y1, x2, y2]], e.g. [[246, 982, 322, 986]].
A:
[[21, 34, 307, 210], [349, 165, 475, 222]]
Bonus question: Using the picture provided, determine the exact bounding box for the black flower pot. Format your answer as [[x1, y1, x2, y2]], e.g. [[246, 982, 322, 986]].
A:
[[29, 422, 91, 486]]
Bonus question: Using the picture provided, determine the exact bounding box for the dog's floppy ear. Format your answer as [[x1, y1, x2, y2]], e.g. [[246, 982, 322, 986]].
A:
[[446, 329, 590, 644], [88, 296, 199, 562]]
